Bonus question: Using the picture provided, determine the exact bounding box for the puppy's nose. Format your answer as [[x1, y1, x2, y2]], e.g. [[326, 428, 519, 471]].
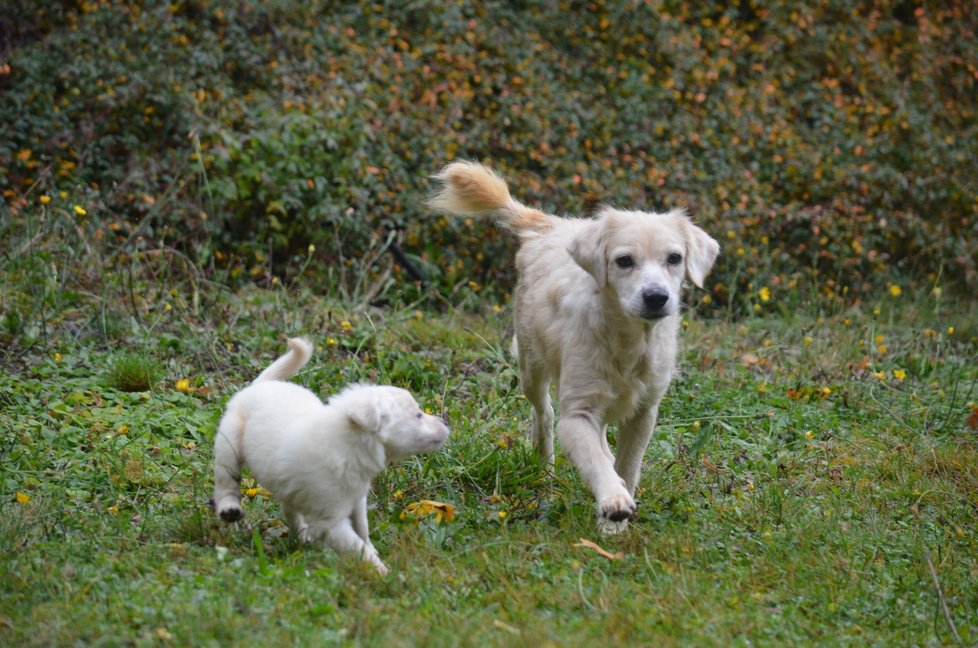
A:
[[642, 289, 669, 311]]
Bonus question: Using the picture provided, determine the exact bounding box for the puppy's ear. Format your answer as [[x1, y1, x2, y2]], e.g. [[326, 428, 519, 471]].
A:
[[347, 405, 380, 433], [683, 219, 720, 288], [566, 219, 607, 286]]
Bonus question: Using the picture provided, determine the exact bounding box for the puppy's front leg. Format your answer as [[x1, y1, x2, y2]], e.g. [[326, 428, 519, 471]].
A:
[[557, 411, 636, 525], [351, 496, 370, 542], [614, 404, 658, 495], [315, 518, 388, 575]]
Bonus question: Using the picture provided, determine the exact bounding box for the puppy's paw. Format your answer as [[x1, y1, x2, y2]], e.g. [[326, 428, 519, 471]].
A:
[[597, 490, 636, 523]]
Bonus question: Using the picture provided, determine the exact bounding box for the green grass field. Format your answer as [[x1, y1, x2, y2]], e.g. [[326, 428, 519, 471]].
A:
[[1, 238, 975, 645]]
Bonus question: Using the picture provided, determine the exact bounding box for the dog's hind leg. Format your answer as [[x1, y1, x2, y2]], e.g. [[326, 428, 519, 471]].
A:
[[213, 413, 245, 522], [518, 345, 555, 465], [284, 507, 309, 541], [311, 518, 388, 575]]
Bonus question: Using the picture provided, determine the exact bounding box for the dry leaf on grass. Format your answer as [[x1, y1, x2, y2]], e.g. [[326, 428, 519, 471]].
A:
[[573, 538, 624, 560]]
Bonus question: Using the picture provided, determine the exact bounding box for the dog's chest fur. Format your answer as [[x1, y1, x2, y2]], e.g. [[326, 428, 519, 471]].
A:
[[599, 323, 676, 423]]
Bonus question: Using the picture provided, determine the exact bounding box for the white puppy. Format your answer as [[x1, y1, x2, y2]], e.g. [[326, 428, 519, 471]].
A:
[[212, 338, 450, 573], [431, 162, 719, 533]]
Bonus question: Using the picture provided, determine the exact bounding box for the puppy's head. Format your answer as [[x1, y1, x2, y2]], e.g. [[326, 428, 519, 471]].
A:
[[333, 385, 450, 461], [567, 208, 719, 321]]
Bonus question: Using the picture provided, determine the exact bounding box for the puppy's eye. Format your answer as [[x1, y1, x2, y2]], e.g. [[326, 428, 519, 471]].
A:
[[416, 413, 423, 419], [615, 255, 634, 269], [667, 252, 683, 266]]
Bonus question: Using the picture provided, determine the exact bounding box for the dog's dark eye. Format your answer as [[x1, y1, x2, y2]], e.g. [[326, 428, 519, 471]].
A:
[[667, 252, 683, 266], [615, 255, 634, 269], [416, 413, 423, 419]]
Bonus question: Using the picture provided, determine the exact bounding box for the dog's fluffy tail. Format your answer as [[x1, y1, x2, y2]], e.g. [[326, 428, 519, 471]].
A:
[[429, 161, 554, 233], [253, 337, 313, 383]]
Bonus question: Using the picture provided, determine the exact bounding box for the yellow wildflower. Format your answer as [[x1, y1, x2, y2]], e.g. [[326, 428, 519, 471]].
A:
[[888, 284, 902, 297], [340, 320, 352, 331], [73, 205, 87, 216], [498, 511, 508, 520], [245, 487, 258, 498], [39, 195, 51, 205], [758, 286, 770, 302], [175, 379, 191, 393], [872, 371, 888, 381], [16, 492, 31, 504], [893, 369, 907, 381]]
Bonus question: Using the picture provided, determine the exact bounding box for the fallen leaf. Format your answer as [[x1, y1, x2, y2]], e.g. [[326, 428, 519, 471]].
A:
[[574, 538, 624, 560], [967, 408, 978, 431]]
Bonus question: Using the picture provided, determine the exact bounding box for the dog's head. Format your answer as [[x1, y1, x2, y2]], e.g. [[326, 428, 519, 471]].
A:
[[332, 385, 450, 461], [567, 208, 719, 321]]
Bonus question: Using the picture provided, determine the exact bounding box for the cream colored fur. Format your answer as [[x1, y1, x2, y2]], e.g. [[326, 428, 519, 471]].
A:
[[432, 162, 719, 533], [212, 338, 450, 573]]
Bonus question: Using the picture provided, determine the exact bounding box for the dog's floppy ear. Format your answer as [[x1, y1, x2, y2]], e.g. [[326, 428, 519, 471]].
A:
[[347, 404, 380, 433], [683, 218, 720, 288], [566, 219, 607, 286]]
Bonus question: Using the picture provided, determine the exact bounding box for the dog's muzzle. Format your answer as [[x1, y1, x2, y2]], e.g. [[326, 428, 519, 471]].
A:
[[640, 288, 670, 320]]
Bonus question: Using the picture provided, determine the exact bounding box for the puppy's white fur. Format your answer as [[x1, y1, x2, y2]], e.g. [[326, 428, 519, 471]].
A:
[[431, 162, 719, 533], [212, 338, 450, 573]]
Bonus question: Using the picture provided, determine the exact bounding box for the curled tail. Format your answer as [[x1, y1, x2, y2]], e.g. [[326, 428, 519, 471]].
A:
[[253, 337, 313, 383], [429, 161, 554, 233]]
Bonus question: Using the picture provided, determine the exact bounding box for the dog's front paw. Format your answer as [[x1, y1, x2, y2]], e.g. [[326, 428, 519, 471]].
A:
[[215, 497, 244, 522], [597, 490, 636, 523]]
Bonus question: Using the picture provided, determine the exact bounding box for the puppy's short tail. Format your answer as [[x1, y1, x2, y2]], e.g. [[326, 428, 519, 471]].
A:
[[253, 337, 313, 383], [429, 161, 554, 233]]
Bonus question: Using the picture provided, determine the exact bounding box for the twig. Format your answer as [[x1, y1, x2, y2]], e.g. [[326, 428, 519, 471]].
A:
[[577, 568, 596, 611], [924, 550, 963, 646]]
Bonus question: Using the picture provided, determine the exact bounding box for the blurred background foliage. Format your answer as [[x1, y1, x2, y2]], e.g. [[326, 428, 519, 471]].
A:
[[2, 0, 976, 312]]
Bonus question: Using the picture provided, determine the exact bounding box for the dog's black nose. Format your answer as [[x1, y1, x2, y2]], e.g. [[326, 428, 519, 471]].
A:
[[642, 289, 669, 311]]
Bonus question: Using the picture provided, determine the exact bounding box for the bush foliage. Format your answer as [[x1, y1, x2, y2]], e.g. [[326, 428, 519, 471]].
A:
[[2, 0, 976, 308]]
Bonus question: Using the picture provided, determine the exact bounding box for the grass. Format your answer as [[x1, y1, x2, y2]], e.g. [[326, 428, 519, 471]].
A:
[[1, 236, 976, 647], [1, 195, 976, 647]]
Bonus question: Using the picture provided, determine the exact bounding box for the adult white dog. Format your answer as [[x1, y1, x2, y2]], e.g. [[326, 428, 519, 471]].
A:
[[431, 162, 719, 533], [212, 338, 450, 573]]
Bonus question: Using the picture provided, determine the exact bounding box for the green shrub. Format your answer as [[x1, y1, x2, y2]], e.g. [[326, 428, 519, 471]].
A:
[[2, 0, 975, 310]]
